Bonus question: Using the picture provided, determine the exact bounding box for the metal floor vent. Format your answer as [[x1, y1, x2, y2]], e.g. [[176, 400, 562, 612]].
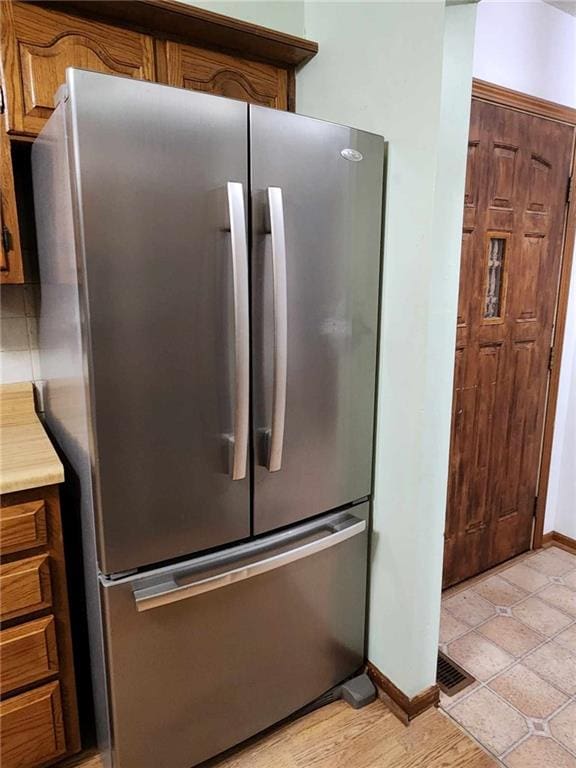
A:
[[437, 651, 475, 696]]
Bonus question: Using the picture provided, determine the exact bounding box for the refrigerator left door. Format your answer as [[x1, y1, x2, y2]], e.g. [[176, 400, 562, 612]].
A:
[[43, 69, 251, 574]]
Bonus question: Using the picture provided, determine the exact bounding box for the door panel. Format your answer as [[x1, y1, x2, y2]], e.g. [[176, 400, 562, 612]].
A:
[[250, 106, 384, 534], [3, 2, 155, 135], [444, 100, 574, 587], [63, 70, 251, 574], [164, 42, 288, 110], [100, 506, 368, 768]]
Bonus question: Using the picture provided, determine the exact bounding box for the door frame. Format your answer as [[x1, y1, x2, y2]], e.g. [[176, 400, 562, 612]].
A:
[[471, 78, 576, 550]]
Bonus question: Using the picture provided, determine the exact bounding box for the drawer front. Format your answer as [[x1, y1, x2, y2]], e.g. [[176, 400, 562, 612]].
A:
[[102, 507, 368, 768], [0, 555, 52, 622], [0, 617, 59, 695], [0, 501, 47, 556], [4, 2, 155, 134], [0, 682, 66, 768]]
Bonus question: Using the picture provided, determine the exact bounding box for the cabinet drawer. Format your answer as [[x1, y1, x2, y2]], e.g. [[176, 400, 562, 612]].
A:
[[0, 617, 58, 695], [0, 501, 47, 556], [0, 556, 52, 622], [0, 682, 66, 768], [3, 2, 155, 135]]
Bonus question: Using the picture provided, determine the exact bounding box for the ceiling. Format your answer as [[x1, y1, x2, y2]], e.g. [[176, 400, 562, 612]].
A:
[[543, 0, 576, 16]]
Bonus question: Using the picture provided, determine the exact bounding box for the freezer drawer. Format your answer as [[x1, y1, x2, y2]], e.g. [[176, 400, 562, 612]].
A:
[[100, 506, 368, 768]]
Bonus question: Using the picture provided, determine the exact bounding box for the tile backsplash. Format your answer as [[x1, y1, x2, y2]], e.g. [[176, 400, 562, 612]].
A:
[[0, 283, 45, 409]]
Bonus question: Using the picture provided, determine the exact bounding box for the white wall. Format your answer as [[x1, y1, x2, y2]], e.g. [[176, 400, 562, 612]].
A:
[[298, 2, 476, 697], [474, 0, 576, 107], [547, 262, 576, 539], [473, 1, 576, 539]]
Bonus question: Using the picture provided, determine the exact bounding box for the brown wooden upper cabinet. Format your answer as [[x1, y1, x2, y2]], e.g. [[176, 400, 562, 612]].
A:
[[2, 2, 155, 135], [162, 41, 289, 110]]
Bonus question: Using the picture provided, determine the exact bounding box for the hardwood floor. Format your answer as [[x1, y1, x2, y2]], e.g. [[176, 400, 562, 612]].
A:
[[64, 698, 496, 768]]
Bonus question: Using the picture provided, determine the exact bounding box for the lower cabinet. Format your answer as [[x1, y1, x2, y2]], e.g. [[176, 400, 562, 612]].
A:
[[0, 487, 79, 768]]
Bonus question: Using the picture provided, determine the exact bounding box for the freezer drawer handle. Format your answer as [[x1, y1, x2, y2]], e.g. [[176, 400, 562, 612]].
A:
[[133, 515, 366, 612], [267, 187, 288, 472], [226, 181, 250, 481]]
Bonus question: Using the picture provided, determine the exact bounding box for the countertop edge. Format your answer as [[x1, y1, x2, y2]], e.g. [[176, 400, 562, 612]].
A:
[[0, 382, 65, 496]]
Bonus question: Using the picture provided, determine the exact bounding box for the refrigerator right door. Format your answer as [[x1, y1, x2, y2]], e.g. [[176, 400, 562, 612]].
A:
[[251, 107, 384, 534]]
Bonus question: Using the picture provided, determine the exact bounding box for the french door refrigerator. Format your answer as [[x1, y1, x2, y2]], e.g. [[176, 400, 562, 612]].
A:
[[32, 68, 385, 768]]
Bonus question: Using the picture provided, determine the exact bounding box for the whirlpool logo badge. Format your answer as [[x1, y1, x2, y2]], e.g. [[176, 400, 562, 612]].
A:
[[340, 148, 363, 162]]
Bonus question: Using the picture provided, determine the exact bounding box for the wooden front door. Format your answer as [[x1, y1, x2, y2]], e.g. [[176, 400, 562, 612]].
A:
[[443, 98, 574, 588]]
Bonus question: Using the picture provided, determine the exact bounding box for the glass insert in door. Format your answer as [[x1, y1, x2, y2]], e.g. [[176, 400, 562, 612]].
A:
[[484, 236, 507, 319]]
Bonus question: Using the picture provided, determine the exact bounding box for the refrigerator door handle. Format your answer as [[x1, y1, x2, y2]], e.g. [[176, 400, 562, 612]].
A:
[[133, 514, 366, 612], [227, 181, 250, 481], [267, 186, 288, 472]]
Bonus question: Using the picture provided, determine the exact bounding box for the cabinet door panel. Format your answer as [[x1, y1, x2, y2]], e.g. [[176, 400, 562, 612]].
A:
[[165, 41, 288, 110], [0, 128, 24, 283], [2, 2, 155, 134], [0, 682, 65, 768]]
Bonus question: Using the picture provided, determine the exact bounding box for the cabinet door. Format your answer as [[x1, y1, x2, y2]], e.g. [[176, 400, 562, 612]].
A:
[[164, 41, 288, 110], [0, 128, 23, 283], [2, 2, 155, 135]]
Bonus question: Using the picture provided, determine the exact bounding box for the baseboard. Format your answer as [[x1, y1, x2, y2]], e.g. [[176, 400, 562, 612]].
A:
[[542, 530, 576, 554], [366, 661, 440, 726]]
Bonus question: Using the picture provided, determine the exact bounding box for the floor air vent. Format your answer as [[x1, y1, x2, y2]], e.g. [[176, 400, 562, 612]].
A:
[[437, 651, 475, 696]]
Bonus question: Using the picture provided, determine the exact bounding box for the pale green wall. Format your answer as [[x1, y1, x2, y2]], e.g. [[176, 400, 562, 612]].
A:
[[413, 2, 477, 692], [298, 2, 476, 697], [182, 1, 304, 36], [182, 0, 477, 698]]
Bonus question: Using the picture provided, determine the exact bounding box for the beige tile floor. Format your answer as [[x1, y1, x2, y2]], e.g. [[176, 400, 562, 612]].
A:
[[439, 546, 576, 767]]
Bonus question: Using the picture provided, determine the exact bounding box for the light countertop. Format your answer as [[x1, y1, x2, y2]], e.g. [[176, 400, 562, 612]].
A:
[[0, 382, 64, 495]]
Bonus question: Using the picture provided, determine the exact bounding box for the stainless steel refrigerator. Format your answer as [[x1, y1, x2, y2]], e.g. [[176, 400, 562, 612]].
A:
[[32, 68, 385, 768]]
